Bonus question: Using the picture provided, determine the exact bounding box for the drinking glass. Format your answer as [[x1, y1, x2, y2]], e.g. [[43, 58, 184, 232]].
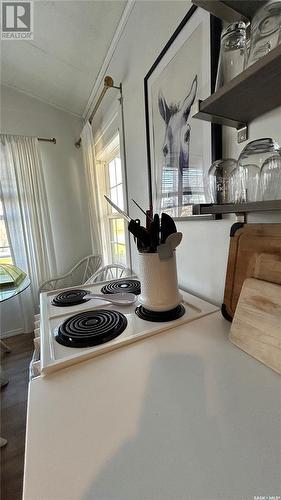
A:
[[207, 159, 237, 203], [247, 0, 281, 68], [237, 138, 281, 201], [228, 167, 241, 203], [215, 22, 247, 90], [228, 164, 260, 203], [242, 164, 261, 202], [260, 154, 281, 200]]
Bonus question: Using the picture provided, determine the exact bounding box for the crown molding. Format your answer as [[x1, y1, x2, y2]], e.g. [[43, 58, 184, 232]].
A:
[[82, 0, 136, 121]]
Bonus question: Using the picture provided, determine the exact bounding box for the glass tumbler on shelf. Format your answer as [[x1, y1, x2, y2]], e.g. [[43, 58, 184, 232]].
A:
[[215, 22, 247, 90], [227, 164, 260, 203], [237, 138, 281, 202], [241, 164, 261, 202], [260, 153, 281, 200], [207, 159, 237, 204], [246, 0, 281, 68]]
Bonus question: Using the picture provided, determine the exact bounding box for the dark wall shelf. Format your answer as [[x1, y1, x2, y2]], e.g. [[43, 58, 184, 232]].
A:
[[193, 200, 281, 216], [190, 0, 281, 218], [192, 45, 281, 128], [192, 0, 267, 22]]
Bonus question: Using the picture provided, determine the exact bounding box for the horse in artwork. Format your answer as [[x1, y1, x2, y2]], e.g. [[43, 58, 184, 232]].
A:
[[158, 75, 197, 175]]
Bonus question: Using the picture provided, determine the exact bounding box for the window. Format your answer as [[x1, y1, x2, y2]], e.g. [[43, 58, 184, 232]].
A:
[[98, 134, 128, 266], [0, 199, 12, 264], [106, 154, 126, 265]]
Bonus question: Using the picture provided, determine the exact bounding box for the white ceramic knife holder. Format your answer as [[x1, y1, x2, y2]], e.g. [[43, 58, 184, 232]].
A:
[[138, 251, 182, 312]]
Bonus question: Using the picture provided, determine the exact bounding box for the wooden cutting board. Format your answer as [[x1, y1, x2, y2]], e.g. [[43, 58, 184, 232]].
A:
[[222, 223, 281, 320], [230, 278, 281, 374], [252, 253, 281, 285]]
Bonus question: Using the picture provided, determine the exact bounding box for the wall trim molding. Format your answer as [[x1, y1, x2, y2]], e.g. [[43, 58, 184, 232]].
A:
[[0, 327, 24, 339], [82, 0, 136, 121]]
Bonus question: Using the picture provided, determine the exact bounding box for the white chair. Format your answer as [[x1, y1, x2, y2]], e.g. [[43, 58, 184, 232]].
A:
[[85, 264, 132, 284], [39, 255, 102, 292]]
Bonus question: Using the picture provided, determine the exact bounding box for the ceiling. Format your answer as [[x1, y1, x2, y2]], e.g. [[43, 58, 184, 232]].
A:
[[1, 1, 127, 116]]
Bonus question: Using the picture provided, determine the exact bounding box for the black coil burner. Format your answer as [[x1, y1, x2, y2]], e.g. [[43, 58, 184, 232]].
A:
[[52, 289, 90, 307], [135, 304, 185, 322], [55, 310, 127, 348], [101, 279, 141, 295]]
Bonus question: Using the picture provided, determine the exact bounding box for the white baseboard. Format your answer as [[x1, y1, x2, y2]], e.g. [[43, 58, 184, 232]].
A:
[[0, 328, 24, 339]]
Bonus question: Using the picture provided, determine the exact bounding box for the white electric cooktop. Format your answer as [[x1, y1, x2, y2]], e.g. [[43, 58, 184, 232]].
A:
[[39, 278, 218, 375]]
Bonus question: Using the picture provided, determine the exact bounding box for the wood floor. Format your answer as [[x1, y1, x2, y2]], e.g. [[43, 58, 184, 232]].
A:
[[1, 334, 33, 500]]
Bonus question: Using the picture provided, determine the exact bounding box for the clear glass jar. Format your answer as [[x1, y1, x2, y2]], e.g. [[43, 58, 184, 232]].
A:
[[207, 159, 237, 203], [247, 0, 281, 68], [215, 21, 247, 90], [237, 138, 281, 202]]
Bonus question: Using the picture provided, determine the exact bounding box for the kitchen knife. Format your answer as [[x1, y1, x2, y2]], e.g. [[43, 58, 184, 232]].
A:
[[150, 213, 160, 252], [146, 204, 153, 231], [131, 199, 153, 221], [104, 195, 130, 222], [104, 195, 150, 246], [146, 210, 152, 231], [160, 213, 177, 243]]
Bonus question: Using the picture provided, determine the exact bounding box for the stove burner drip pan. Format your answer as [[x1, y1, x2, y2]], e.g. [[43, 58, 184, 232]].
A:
[[101, 279, 141, 295], [52, 289, 90, 307], [55, 310, 127, 347], [135, 304, 185, 322]]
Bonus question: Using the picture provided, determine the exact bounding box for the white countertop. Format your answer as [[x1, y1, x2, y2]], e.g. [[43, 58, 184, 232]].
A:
[[23, 312, 281, 500]]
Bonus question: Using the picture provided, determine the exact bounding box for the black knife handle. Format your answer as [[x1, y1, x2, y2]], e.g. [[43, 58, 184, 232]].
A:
[[160, 213, 177, 243], [149, 214, 160, 252], [128, 220, 150, 247], [153, 214, 160, 247]]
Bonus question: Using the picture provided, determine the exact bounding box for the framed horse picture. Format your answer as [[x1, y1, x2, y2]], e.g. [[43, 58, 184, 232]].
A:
[[144, 5, 222, 219]]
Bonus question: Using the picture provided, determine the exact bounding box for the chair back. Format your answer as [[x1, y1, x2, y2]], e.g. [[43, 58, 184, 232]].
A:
[[39, 255, 102, 292], [85, 264, 132, 284]]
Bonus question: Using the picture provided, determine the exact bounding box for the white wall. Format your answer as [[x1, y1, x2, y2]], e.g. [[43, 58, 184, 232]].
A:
[[0, 85, 92, 336], [1, 85, 92, 273], [92, 0, 281, 305]]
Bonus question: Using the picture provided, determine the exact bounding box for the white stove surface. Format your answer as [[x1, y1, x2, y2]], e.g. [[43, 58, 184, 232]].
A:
[[40, 279, 218, 375]]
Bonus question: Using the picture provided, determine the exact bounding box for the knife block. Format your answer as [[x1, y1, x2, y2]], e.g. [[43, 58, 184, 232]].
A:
[[138, 251, 182, 312]]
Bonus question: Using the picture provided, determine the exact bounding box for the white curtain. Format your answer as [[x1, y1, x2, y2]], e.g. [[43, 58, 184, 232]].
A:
[[0, 135, 57, 330], [81, 122, 102, 257]]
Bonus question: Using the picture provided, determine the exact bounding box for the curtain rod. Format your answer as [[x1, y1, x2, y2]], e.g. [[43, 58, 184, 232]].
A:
[[75, 75, 121, 149], [1, 133, 56, 144], [38, 137, 56, 144]]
